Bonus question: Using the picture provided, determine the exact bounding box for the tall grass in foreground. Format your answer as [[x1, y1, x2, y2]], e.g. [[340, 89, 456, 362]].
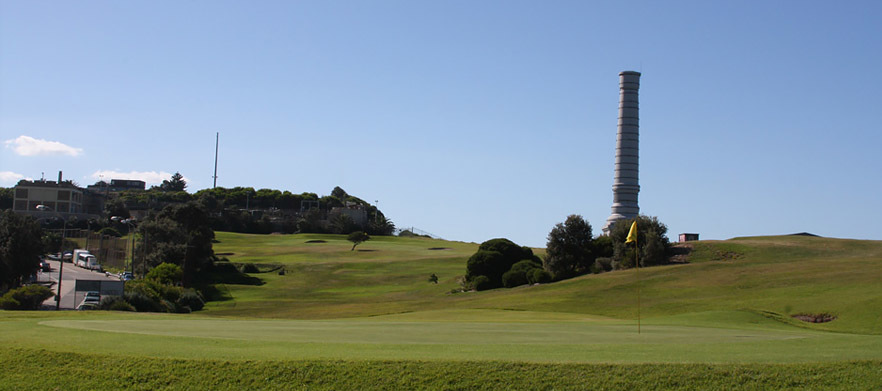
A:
[[3, 348, 880, 391]]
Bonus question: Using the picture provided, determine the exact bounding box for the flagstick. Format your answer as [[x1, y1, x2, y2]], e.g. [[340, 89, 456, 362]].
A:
[[636, 237, 641, 335]]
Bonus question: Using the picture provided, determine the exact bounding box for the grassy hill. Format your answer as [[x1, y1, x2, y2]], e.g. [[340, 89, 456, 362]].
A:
[[2, 232, 882, 389], [207, 232, 882, 334]]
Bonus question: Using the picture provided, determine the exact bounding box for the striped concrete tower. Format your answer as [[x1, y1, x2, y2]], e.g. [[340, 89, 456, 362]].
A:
[[602, 71, 641, 235]]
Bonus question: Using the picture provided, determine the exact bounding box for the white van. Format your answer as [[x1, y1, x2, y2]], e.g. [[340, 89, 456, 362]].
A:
[[76, 253, 101, 271], [72, 249, 91, 263]]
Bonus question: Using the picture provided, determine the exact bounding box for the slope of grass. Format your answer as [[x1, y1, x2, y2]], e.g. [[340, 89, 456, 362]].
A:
[[3, 233, 882, 389], [208, 233, 882, 335]]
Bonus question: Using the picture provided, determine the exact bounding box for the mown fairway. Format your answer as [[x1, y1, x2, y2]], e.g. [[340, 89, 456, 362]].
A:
[[3, 309, 882, 363], [2, 232, 882, 389]]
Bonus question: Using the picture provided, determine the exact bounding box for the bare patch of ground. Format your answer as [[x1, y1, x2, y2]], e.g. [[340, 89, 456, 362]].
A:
[[792, 313, 837, 323], [669, 244, 692, 264]]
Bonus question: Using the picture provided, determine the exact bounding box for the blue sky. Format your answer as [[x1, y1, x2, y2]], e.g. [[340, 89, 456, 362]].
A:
[[2, 1, 880, 247]]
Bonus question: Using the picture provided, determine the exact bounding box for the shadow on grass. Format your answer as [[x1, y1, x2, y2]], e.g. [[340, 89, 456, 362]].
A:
[[196, 262, 264, 302]]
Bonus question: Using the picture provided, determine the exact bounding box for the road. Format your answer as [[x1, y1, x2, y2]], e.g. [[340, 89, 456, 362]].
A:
[[40, 259, 121, 309]]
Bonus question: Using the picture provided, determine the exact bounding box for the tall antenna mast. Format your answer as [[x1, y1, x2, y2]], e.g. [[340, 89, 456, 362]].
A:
[[212, 132, 219, 188]]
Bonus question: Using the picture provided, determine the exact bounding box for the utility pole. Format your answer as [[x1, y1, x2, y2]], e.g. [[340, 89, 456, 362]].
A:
[[213, 132, 219, 189]]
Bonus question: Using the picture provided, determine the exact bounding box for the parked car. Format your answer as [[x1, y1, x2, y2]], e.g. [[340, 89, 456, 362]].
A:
[[76, 303, 98, 311], [83, 291, 101, 305], [62, 251, 73, 262], [119, 272, 134, 281], [39, 259, 51, 272]]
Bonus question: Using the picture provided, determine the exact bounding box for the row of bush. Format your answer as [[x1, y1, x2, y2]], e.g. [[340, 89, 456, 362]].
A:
[[99, 263, 205, 313], [0, 285, 54, 310], [462, 215, 672, 291]]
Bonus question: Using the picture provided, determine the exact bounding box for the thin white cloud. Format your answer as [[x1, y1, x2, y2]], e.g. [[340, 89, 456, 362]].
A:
[[0, 171, 30, 185], [4, 135, 84, 157], [90, 170, 185, 187]]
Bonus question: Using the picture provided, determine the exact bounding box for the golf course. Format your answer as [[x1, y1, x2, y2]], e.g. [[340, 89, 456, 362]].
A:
[[2, 233, 881, 390]]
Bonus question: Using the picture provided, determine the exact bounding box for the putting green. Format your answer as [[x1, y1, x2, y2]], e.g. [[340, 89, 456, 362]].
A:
[[41, 318, 802, 345], [20, 310, 881, 363]]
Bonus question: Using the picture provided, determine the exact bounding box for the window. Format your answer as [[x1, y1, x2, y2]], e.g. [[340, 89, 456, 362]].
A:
[[14, 200, 27, 211], [15, 188, 28, 198], [57, 190, 70, 201]]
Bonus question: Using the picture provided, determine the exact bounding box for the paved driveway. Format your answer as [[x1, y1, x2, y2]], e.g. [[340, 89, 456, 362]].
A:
[[41, 260, 121, 309]]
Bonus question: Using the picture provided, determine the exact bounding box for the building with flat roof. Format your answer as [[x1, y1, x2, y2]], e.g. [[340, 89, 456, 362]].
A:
[[13, 172, 101, 220], [679, 233, 700, 242]]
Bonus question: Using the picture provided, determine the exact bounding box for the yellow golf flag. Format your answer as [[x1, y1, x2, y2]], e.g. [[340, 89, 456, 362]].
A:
[[625, 221, 637, 244]]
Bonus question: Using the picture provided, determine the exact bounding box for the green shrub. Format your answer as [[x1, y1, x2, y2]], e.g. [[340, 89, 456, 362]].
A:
[[502, 270, 528, 288], [125, 279, 163, 299], [466, 238, 539, 289], [510, 259, 541, 273], [159, 299, 175, 313], [528, 269, 552, 284], [98, 295, 122, 309], [466, 250, 505, 282], [99, 296, 135, 311], [162, 286, 183, 303], [0, 285, 54, 310], [146, 263, 183, 285], [593, 257, 613, 273], [123, 291, 164, 312], [212, 261, 238, 274], [471, 275, 492, 291], [0, 296, 19, 309], [177, 290, 204, 311]]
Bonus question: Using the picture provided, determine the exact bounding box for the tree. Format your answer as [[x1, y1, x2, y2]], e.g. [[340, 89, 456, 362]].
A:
[[367, 214, 396, 236], [331, 186, 348, 200], [160, 172, 187, 192], [103, 197, 130, 221], [0, 210, 44, 292], [544, 215, 596, 280], [347, 231, 370, 251], [137, 201, 214, 286], [609, 215, 671, 269], [146, 262, 183, 285], [330, 213, 358, 234], [0, 187, 13, 210]]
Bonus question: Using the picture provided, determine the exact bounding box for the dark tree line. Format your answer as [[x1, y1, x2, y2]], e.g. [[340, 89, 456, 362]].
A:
[[136, 201, 215, 287], [545, 214, 671, 280], [463, 214, 673, 291], [113, 182, 394, 236], [0, 210, 44, 292]]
